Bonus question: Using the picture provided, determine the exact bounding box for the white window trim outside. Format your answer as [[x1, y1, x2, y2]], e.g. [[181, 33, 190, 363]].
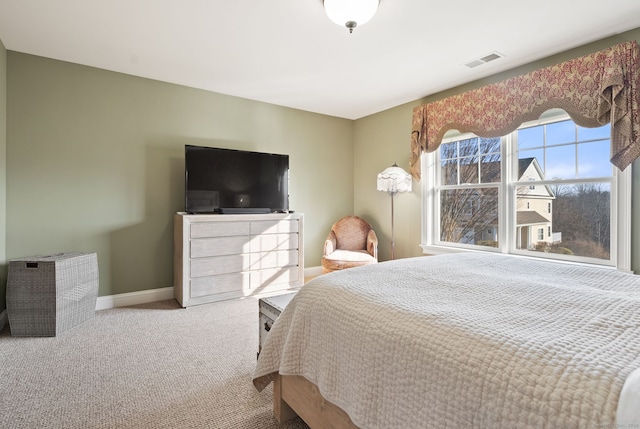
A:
[[419, 116, 632, 272]]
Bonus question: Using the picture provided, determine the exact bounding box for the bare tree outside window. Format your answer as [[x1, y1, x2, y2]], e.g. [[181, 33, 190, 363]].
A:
[[547, 183, 610, 259], [439, 137, 500, 246]]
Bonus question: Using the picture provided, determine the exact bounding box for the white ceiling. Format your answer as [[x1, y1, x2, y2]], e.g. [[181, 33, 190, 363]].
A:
[[1, 0, 639, 120]]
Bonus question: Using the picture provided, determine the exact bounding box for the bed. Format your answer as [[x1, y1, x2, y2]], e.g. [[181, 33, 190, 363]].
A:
[[253, 253, 640, 428]]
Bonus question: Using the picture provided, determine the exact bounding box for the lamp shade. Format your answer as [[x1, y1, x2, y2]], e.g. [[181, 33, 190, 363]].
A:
[[377, 164, 412, 195], [324, 0, 379, 32]]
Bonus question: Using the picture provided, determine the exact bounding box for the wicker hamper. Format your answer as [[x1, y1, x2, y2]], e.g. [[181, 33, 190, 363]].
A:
[[6, 253, 99, 336]]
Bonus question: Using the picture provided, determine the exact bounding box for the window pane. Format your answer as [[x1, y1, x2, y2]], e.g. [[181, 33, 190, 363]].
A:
[[518, 151, 544, 181], [440, 141, 458, 160], [440, 158, 458, 185], [459, 156, 479, 184], [578, 124, 610, 140], [545, 145, 576, 180], [546, 120, 575, 146], [440, 136, 496, 186], [515, 183, 610, 260], [578, 140, 612, 178], [459, 138, 479, 156], [480, 137, 501, 154], [518, 126, 543, 150], [440, 188, 498, 247], [480, 154, 501, 183]]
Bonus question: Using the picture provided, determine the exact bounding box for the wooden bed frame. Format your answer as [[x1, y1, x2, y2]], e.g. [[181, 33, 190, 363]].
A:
[[273, 373, 359, 428]]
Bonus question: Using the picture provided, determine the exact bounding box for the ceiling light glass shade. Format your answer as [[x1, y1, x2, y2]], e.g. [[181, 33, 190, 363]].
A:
[[324, 0, 379, 33], [377, 164, 412, 195]]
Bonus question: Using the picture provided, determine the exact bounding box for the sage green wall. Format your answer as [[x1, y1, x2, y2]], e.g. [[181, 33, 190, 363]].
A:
[[0, 39, 6, 311], [354, 102, 421, 262], [354, 27, 640, 271], [6, 52, 353, 297]]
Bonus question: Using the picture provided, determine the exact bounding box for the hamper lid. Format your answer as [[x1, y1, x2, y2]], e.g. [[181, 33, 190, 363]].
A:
[[10, 252, 95, 263]]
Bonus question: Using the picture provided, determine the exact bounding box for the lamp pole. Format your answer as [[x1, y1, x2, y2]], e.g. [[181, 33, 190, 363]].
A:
[[377, 163, 412, 262], [390, 190, 397, 260]]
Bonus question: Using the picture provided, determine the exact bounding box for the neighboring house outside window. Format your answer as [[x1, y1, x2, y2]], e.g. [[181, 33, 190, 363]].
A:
[[421, 109, 632, 269], [516, 157, 556, 250]]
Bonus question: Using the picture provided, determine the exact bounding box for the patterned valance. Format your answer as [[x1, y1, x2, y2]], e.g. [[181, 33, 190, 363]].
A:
[[410, 41, 640, 180]]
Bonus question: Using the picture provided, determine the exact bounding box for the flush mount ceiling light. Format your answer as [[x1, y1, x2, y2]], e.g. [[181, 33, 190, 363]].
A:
[[324, 0, 379, 33]]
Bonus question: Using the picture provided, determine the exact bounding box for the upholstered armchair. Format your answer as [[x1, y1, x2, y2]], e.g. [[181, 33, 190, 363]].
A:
[[321, 216, 378, 274]]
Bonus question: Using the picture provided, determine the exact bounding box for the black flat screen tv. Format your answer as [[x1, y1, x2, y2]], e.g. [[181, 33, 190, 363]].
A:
[[185, 145, 289, 214]]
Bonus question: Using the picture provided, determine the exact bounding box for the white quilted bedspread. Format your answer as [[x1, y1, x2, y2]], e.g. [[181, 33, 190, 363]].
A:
[[253, 253, 640, 428]]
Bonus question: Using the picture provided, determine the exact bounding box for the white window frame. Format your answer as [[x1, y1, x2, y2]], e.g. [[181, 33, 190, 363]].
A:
[[420, 112, 632, 272]]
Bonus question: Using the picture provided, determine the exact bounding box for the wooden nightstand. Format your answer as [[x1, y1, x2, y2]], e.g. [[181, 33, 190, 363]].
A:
[[258, 292, 297, 357]]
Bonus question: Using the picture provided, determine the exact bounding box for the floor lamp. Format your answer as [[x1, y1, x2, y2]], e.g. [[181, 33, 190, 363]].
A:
[[377, 163, 412, 260]]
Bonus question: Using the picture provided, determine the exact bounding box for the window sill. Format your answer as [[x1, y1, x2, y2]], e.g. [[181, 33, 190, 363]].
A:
[[419, 244, 498, 256], [420, 243, 625, 271]]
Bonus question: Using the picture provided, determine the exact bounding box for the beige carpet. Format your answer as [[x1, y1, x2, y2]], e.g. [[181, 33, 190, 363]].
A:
[[0, 297, 309, 429]]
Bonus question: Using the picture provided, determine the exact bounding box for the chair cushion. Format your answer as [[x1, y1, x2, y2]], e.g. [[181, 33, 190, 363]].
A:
[[322, 249, 377, 272]]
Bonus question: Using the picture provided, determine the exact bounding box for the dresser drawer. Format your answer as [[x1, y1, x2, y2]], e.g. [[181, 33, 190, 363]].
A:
[[250, 233, 298, 253], [190, 272, 250, 297], [249, 250, 298, 270], [251, 220, 299, 235], [190, 235, 251, 258], [191, 254, 251, 278], [190, 221, 250, 238]]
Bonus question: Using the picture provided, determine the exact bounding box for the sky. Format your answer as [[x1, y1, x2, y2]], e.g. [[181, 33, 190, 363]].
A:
[[517, 119, 611, 180]]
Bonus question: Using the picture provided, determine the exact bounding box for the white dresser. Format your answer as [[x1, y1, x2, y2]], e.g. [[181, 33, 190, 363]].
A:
[[174, 212, 304, 307]]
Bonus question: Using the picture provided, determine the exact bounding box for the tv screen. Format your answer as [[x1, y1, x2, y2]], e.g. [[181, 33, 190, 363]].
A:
[[185, 145, 289, 214]]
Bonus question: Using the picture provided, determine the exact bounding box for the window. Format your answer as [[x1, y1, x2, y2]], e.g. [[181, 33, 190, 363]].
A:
[[421, 110, 631, 269], [437, 136, 501, 248]]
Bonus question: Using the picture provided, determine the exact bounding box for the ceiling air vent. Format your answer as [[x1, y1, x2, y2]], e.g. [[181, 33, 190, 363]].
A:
[[464, 51, 504, 68]]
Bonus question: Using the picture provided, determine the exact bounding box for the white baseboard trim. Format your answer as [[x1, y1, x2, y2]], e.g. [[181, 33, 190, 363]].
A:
[[95, 287, 174, 311], [0, 309, 7, 332], [95, 266, 323, 311], [304, 266, 323, 279]]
